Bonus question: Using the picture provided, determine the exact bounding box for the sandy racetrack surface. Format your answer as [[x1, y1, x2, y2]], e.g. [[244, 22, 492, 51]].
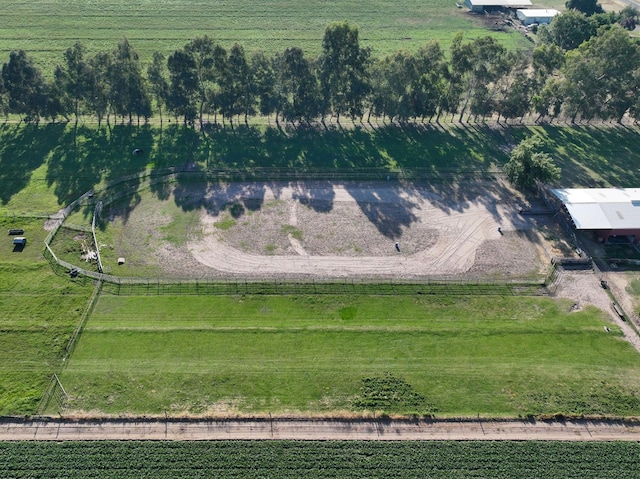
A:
[[184, 179, 547, 279]]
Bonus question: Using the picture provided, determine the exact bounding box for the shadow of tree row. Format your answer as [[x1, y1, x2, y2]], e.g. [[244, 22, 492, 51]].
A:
[[2, 122, 640, 236]]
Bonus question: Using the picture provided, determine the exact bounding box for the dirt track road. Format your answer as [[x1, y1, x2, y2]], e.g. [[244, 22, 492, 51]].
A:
[[2, 419, 640, 441]]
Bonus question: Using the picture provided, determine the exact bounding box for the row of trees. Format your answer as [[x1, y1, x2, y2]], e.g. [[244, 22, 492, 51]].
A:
[[1, 15, 640, 126]]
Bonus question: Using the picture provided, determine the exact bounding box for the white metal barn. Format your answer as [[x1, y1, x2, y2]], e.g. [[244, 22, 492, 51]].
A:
[[464, 0, 532, 12], [516, 8, 560, 25], [552, 188, 640, 244]]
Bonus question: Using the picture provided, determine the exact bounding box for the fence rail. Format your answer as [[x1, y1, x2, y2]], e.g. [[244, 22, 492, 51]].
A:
[[97, 276, 551, 296], [36, 374, 68, 415]]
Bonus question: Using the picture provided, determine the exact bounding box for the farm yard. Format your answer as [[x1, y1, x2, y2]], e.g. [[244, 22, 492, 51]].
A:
[[1, 122, 640, 421], [2, 0, 640, 476]]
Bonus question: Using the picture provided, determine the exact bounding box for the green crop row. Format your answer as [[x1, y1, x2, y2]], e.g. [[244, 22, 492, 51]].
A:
[[2, 441, 640, 478]]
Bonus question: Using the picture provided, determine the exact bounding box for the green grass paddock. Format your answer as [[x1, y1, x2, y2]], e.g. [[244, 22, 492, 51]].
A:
[[2, 123, 640, 416], [0, 217, 92, 415], [2, 441, 640, 478], [0, 0, 533, 75], [59, 293, 640, 416]]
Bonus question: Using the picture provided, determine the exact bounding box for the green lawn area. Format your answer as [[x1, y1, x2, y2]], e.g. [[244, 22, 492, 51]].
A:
[[0, 217, 92, 415], [59, 293, 640, 417], [0, 0, 533, 75], [2, 441, 640, 478]]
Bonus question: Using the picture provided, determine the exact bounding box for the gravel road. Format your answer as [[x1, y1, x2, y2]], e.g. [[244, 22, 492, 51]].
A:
[[2, 418, 640, 441]]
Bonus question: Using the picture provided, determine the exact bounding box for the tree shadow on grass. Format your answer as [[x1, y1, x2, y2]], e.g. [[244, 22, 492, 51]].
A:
[[0, 123, 65, 207], [47, 126, 105, 208]]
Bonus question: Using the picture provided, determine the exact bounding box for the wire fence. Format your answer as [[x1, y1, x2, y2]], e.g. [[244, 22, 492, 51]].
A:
[[98, 277, 552, 297], [64, 280, 103, 358], [36, 374, 68, 416], [91, 201, 104, 273]]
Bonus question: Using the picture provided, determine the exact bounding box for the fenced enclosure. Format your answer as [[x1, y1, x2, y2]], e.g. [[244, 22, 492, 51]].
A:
[[42, 167, 558, 296]]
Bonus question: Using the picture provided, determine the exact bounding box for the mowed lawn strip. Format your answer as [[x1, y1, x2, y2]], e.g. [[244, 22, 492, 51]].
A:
[[60, 294, 640, 416]]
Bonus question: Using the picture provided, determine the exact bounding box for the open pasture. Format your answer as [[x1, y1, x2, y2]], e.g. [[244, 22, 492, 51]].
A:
[[3, 123, 640, 221], [2, 123, 640, 417], [0, 0, 533, 74], [59, 293, 640, 416]]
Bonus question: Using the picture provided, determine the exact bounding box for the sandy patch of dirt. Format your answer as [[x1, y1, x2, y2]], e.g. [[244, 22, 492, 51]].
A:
[[553, 271, 640, 353], [182, 179, 550, 280]]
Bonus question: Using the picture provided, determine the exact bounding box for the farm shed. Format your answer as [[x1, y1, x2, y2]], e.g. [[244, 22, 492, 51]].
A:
[[465, 0, 532, 12], [516, 8, 560, 25], [552, 188, 640, 244]]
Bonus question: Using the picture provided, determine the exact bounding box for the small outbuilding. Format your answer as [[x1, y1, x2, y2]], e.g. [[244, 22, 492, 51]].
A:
[[552, 188, 640, 244], [465, 0, 532, 12], [516, 8, 560, 25], [13, 237, 26, 245]]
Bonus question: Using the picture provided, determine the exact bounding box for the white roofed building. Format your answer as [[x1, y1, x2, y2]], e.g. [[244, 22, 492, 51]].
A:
[[516, 8, 560, 25], [552, 188, 640, 244], [465, 0, 532, 12]]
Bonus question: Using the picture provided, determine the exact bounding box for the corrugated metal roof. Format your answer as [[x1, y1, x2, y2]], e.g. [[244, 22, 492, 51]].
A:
[[552, 188, 640, 230], [516, 8, 560, 17], [469, 0, 532, 5]]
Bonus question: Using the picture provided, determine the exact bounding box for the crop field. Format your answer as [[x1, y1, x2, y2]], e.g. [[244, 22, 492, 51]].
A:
[[0, 0, 534, 74], [1, 122, 639, 417], [2, 440, 640, 478], [58, 293, 640, 416]]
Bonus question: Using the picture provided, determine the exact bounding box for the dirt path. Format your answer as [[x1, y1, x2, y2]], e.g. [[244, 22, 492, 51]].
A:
[[2, 418, 640, 441]]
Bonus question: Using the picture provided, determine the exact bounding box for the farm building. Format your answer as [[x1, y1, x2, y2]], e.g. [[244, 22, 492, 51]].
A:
[[552, 188, 640, 244], [516, 8, 560, 25], [465, 0, 532, 12]]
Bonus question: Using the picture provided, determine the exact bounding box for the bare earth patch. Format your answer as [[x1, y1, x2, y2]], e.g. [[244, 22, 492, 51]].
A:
[[171, 179, 551, 280]]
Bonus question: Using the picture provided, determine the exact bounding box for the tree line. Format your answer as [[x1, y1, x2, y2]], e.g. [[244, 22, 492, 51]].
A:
[[1, 13, 639, 127]]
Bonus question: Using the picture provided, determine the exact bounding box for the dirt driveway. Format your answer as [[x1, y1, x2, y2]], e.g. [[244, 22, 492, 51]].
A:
[[3, 418, 640, 441]]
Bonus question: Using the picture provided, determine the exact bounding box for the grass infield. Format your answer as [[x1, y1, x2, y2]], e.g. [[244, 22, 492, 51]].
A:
[[59, 293, 640, 416]]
